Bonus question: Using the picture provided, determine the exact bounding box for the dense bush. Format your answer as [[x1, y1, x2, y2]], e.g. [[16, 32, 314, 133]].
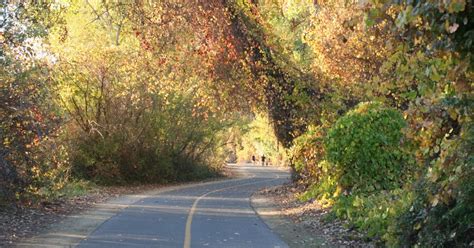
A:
[[389, 121, 474, 247], [299, 160, 338, 206], [325, 102, 412, 193], [289, 125, 326, 184], [332, 189, 414, 240], [46, 4, 234, 185], [67, 91, 227, 184], [0, 3, 66, 204]]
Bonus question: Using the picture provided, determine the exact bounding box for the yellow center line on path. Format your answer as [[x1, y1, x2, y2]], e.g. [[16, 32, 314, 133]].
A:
[[183, 175, 281, 248]]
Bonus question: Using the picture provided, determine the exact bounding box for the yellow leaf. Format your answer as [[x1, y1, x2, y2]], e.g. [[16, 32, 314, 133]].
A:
[[448, 108, 458, 120], [414, 222, 422, 230], [431, 197, 439, 207]]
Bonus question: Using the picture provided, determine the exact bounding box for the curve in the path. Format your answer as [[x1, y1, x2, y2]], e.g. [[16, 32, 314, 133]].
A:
[[78, 165, 290, 248]]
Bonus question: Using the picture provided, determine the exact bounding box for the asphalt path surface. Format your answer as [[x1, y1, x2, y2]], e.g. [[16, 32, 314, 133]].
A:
[[78, 165, 290, 248]]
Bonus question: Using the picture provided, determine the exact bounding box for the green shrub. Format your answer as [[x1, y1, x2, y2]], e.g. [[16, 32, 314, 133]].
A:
[[289, 125, 326, 184], [330, 189, 414, 240], [299, 160, 338, 206], [325, 102, 412, 193]]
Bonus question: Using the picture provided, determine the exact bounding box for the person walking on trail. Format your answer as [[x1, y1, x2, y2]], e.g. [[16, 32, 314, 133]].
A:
[[251, 155, 256, 165], [261, 155, 266, 166]]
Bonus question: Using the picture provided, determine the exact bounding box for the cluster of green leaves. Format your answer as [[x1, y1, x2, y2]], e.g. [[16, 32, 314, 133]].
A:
[[331, 189, 415, 240], [325, 102, 412, 193], [299, 103, 414, 240]]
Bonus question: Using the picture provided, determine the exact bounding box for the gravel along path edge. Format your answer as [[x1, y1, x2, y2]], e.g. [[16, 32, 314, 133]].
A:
[[251, 190, 327, 248]]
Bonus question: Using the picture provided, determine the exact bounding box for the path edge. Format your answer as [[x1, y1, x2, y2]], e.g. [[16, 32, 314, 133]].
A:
[[250, 187, 327, 248]]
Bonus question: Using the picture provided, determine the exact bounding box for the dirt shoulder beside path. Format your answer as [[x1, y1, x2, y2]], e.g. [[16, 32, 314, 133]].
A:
[[252, 183, 376, 248]]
